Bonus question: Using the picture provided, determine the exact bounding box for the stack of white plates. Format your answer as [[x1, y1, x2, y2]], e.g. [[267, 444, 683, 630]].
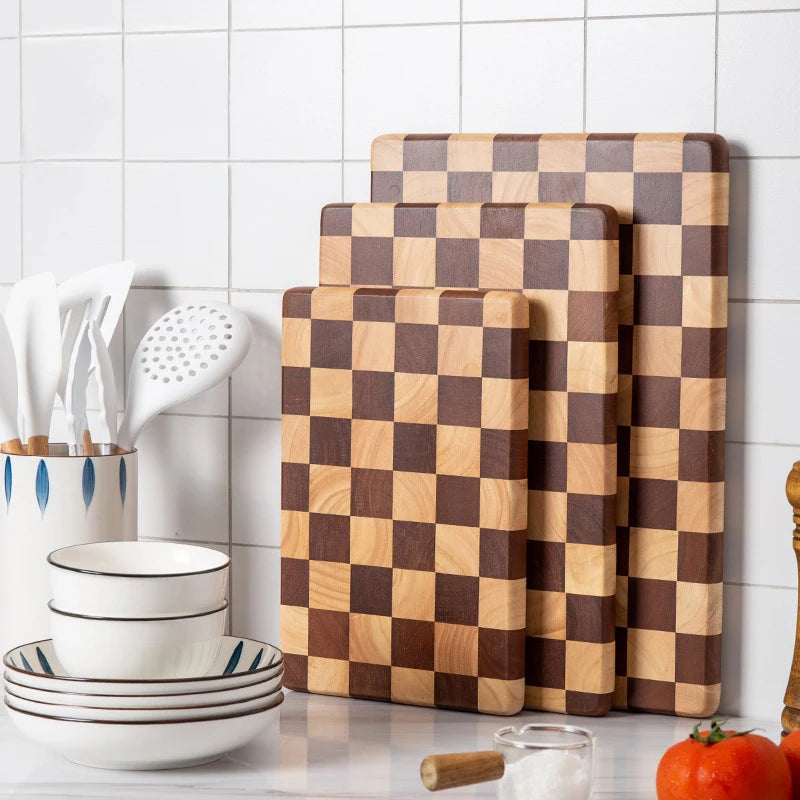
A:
[[4, 636, 283, 770]]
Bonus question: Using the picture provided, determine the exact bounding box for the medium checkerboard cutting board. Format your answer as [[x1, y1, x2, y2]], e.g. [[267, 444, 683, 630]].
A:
[[319, 202, 619, 716], [370, 132, 728, 718], [281, 286, 530, 715]]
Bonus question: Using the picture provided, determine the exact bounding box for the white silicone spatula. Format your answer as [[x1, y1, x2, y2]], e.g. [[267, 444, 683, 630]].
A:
[[5, 273, 62, 456], [116, 302, 252, 451], [64, 320, 91, 456], [0, 313, 23, 454], [87, 320, 117, 453]]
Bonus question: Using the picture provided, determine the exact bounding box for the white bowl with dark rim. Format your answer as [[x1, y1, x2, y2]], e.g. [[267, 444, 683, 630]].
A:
[[4, 637, 283, 695], [49, 601, 227, 680], [48, 541, 229, 618]]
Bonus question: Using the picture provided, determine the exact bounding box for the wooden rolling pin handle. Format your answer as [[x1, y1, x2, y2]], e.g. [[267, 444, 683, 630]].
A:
[[0, 438, 25, 455], [26, 435, 48, 456], [783, 461, 800, 734], [420, 751, 505, 791]]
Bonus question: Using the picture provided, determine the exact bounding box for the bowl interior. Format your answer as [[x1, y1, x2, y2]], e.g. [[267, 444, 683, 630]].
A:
[[4, 636, 282, 683], [48, 541, 230, 577]]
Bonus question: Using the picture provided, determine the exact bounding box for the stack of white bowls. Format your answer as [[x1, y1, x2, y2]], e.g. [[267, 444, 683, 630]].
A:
[[3, 542, 284, 770]]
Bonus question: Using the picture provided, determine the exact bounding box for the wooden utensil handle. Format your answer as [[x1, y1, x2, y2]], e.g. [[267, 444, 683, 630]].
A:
[[420, 751, 504, 791], [0, 438, 25, 455], [26, 435, 48, 456]]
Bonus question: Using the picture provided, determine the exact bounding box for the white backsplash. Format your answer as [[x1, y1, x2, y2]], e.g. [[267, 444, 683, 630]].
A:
[[0, 0, 796, 721]]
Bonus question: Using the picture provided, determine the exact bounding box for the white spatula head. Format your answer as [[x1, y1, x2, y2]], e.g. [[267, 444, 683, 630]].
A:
[[0, 313, 20, 450], [117, 302, 252, 451]]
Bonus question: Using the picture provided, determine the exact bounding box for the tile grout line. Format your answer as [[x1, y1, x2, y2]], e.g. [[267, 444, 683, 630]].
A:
[[16, 0, 22, 279], [713, 0, 720, 132], [226, 0, 234, 636], [340, 0, 345, 199], [582, 0, 588, 131], [121, 0, 127, 407], [458, 0, 463, 133]]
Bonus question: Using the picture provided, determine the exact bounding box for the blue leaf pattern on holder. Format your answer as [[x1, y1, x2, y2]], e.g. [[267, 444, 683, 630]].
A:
[[119, 458, 127, 506], [82, 458, 95, 513], [36, 646, 54, 675], [35, 460, 49, 517], [4, 456, 10, 509], [222, 641, 243, 675], [248, 648, 264, 671], [20, 653, 32, 672]]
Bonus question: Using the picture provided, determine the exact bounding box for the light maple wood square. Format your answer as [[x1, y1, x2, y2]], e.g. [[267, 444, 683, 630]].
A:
[[435, 524, 481, 576], [565, 542, 616, 597], [480, 478, 527, 530], [568, 240, 619, 291], [352, 321, 396, 372], [633, 325, 682, 377], [567, 443, 617, 496], [537, 136, 587, 172], [310, 368, 352, 418], [434, 622, 479, 676], [481, 377, 529, 431], [391, 666, 435, 706], [626, 629, 677, 682], [350, 613, 392, 664], [282, 413, 310, 464], [319, 236, 353, 285], [478, 239, 524, 289], [629, 426, 680, 481], [395, 289, 441, 324], [281, 605, 309, 655], [676, 580, 723, 636], [308, 464, 351, 516], [393, 237, 437, 286], [633, 224, 682, 276], [436, 204, 481, 238], [395, 372, 438, 425], [350, 516, 393, 567], [675, 682, 721, 719], [372, 135, 403, 170], [478, 677, 525, 715], [523, 205, 572, 240], [527, 490, 568, 543], [351, 419, 394, 470], [307, 656, 350, 696], [309, 561, 351, 612], [526, 589, 567, 639], [529, 289, 568, 342], [682, 172, 729, 226], [282, 318, 311, 367], [493, 172, 539, 202], [482, 292, 529, 329], [530, 390, 568, 443], [447, 136, 494, 171], [351, 203, 394, 236], [632, 134, 684, 172], [585, 171, 634, 223], [281, 510, 309, 560], [677, 480, 724, 534], [436, 425, 481, 477], [567, 341, 618, 394], [392, 568, 435, 621], [680, 378, 726, 431], [480, 577, 526, 630], [628, 528, 679, 581], [525, 686, 566, 713], [682, 276, 728, 328], [566, 641, 615, 695], [393, 471, 437, 523], [438, 324, 483, 377], [310, 287, 353, 320], [404, 171, 448, 204]]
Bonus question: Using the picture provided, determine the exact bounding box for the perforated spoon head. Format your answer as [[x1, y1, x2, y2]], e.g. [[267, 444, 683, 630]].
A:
[[117, 302, 252, 450]]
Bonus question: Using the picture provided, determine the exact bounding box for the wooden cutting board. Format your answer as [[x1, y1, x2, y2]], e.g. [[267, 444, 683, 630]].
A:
[[281, 286, 529, 715], [319, 201, 620, 716], [370, 133, 728, 718]]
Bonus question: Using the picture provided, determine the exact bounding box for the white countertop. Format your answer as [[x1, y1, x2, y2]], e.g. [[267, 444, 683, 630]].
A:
[[0, 691, 780, 798]]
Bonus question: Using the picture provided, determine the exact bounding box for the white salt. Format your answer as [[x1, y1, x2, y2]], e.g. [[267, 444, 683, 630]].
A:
[[497, 749, 591, 800]]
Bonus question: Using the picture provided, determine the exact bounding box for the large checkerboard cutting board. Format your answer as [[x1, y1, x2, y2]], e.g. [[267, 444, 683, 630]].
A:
[[281, 286, 530, 715], [319, 202, 620, 716], [370, 133, 728, 718]]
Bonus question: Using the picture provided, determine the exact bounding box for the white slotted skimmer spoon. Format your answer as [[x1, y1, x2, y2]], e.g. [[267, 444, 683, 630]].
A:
[[116, 302, 252, 451]]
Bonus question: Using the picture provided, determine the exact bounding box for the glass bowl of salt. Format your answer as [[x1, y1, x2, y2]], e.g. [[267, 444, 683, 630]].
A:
[[493, 723, 595, 800]]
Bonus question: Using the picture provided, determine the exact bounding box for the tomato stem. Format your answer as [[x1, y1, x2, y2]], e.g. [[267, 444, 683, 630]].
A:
[[689, 719, 759, 745]]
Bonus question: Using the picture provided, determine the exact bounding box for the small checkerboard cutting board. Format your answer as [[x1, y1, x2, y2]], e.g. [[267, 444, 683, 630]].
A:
[[319, 201, 620, 716], [370, 133, 729, 718], [281, 286, 529, 715]]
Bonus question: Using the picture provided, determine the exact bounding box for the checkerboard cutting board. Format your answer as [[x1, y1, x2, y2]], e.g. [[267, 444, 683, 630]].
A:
[[370, 132, 728, 718], [319, 201, 620, 716], [281, 286, 530, 715]]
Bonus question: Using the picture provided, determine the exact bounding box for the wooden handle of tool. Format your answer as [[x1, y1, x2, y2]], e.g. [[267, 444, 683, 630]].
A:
[[420, 751, 505, 791], [26, 435, 48, 456], [82, 429, 95, 457], [0, 438, 25, 455]]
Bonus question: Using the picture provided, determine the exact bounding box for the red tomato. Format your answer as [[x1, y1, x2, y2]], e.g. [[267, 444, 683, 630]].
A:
[[779, 729, 800, 799], [656, 720, 792, 800]]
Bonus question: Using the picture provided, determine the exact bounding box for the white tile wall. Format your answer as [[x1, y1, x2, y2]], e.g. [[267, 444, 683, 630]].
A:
[[2, 1, 798, 720]]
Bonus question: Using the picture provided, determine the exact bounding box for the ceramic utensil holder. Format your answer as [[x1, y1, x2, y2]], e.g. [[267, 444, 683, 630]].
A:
[[0, 447, 137, 655]]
